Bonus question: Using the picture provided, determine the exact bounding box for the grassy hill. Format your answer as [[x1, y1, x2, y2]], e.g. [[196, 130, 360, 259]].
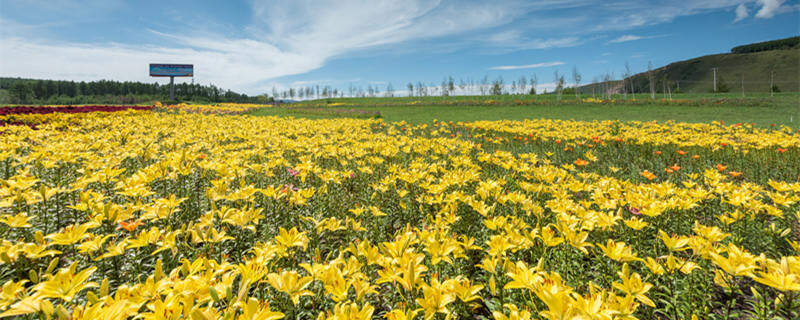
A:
[[579, 37, 799, 94]]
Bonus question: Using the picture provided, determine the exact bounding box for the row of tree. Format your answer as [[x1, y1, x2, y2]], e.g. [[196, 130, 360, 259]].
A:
[[731, 36, 799, 54], [0, 78, 267, 104]]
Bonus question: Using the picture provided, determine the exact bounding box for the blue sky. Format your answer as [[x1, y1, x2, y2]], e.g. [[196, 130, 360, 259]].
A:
[[1, 0, 798, 95]]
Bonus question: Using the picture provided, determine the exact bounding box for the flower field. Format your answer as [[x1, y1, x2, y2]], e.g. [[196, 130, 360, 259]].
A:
[[0, 106, 798, 319]]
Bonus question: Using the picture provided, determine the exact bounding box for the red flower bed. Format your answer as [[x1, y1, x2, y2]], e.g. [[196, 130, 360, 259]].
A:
[[0, 105, 152, 116]]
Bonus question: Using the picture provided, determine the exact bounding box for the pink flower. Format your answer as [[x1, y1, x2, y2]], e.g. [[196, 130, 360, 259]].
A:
[[628, 207, 641, 215], [287, 168, 299, 177]]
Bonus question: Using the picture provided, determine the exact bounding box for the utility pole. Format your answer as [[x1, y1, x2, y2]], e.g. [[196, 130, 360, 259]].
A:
[[169, 76, 175, 101], [740, 74, 744, 98], [770, 70, 774, 97], [712, 68, 718, 92]]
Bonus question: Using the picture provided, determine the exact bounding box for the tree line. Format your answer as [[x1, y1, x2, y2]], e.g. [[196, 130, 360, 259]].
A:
[[0, 78, 269, 105], [731, 36, 799, 54]]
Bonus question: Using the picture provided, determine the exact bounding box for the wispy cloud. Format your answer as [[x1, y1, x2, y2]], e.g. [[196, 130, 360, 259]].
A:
[[489, 62, 565, 70], [1, 0, 795, 93], [755, 0, 788, 18], [607, 34, 664, 44], [734, 4, 749, 22]]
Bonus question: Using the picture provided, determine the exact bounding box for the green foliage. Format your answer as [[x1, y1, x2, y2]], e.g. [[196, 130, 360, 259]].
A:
[[0, 77, 264, 105], [731, 36, 800, 54], [715, 75, 730, 93]]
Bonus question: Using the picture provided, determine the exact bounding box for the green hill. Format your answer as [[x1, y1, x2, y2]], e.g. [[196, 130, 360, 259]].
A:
[[580, 37, 799, 94]]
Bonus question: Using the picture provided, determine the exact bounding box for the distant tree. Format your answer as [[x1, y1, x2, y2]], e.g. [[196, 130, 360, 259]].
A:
[[529, 74, 537, 95], [518, 76, 527, 95], [480, 76, 489, 95], [491, 76, 504, 95], [572, 66, 582, 101], [648, 61, 655, 99], [407, 82, 414, 97], [716, 74, 730, 92], [385, 83, 394, 97], [447, 76, 455, 95], [603, 73, 612, 99], [622, 62, 631, 100], [554, 70, 565, 102], [9, 82, 32, 103]]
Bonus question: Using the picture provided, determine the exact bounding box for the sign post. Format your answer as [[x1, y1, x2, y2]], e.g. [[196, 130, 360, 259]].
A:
[[149, 64, 193, 101]]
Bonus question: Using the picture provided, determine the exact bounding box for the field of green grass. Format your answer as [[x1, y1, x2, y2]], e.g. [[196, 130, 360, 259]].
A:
[[249, 93, 800, 127]]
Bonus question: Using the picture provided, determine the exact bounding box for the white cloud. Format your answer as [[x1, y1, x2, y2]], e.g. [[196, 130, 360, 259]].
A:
[[755, 0, 786, 18], [608, 35, 645, 43], [734, 4, 749, 22], [489, 62, 565, 70], [2, 0, 795, 94], [485, 31, 582, 51], [0, 1, 529, 94], [0, 35, 324, 95], [606, 34, 667, 44]]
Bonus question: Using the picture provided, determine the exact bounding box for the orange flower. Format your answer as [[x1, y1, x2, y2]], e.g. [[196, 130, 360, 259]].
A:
[[720, 142, 728, 147], [728, 171, 743, 178], [118, 220, 142, 232], [641, 170, 656, 181], [677, 150, 687, 155], [574, 159, 589, 167], [665, 168, 674, 173], [715, 164, 727, 172], [669, 165, 681, 171], [555, 139, 562, 144], [614, 138, 624, 142], [655, 151, 662, 155], [777, 148, 787, 153], [692, 155, 700, 159]]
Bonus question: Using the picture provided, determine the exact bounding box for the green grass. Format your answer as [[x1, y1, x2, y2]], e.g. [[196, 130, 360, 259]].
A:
[[249, 93, 800, 127]]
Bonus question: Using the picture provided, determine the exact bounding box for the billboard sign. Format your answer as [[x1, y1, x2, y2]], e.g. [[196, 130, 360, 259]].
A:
[[149, 64, 193, 77]]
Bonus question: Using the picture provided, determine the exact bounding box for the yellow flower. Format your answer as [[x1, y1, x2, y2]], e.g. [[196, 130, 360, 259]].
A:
[[709, 244, 759, 277], [449, 277, 484, 303], [753, 257, 800, 292], [612, 263, 655, 307], [34, 263, 98, 301], [0, 212, 35, 228], [324, 302, 374, 320], [504, 261, 543, 292], [274, 227, 309, 252], [238, 298, 285, 320], [597, 239, 639, 262], [657, 230, 690, 252], [0, 279, 28, 310], [384, 307, 419, 320], [266, 270, 313, 305], [45, 222, 97, 246], [415, 279, 455, 320], [492, 304, 533, 320]]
